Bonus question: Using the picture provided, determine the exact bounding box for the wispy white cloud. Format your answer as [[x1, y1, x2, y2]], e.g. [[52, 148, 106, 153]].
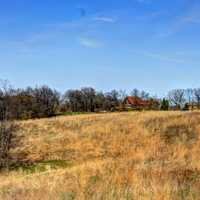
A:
[[93, 16, 116, 23], [182, 15, 200, 24], [157, 3, 200, 37], [78, 37, 103, 48], [133, 50, 186, 64], [4, 8, 118, 52], [136, 0, 152, 3]]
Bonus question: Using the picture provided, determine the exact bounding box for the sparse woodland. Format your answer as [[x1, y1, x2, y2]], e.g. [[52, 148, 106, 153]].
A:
[[0, 81, 200, 121]]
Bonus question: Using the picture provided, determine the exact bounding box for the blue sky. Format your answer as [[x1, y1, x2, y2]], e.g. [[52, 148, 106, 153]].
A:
[[1, 0, 200, 96]]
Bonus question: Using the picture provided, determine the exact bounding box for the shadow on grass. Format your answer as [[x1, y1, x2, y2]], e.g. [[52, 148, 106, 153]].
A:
[[57, 112, 93, 117], [9, 160, 73, 174]]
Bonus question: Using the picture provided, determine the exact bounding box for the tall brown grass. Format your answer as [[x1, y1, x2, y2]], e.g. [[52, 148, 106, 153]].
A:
[[0, 111, 200, 199]]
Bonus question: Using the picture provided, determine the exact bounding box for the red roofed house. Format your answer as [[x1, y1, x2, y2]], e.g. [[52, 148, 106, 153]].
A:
[[123, 96, 159, 110]]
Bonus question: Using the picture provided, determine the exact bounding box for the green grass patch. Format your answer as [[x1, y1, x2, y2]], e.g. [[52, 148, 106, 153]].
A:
[[17, 160, 73, 174], [60, 191, 76, 200], [61, 112, 93, 116]]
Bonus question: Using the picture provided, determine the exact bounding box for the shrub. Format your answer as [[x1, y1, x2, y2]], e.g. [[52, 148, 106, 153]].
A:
[[0, 121, 16, 169], [162, 124, 198, 145]]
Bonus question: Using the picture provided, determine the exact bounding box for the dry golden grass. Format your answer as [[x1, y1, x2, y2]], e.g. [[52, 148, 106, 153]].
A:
[[1, 111, 200, 199]]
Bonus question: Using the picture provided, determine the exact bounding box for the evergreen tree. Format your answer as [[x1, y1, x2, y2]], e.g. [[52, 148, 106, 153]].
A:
[[161, 98, 169, 110]]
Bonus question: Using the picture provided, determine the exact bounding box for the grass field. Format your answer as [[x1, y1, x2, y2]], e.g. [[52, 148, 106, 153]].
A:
[[0, 111, 200, 200]]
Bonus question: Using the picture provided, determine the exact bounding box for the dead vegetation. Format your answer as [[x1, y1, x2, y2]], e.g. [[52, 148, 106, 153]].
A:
[[0, 111, 200, 199]]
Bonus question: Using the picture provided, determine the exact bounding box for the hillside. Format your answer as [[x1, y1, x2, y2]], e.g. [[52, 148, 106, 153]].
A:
[[0, 111, 200, 200]]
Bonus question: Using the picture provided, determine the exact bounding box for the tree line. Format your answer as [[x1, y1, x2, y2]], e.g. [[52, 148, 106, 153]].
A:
[[1, 81, 200, 122], [0, 83, 154, 120], [167, 88, 200, 110]]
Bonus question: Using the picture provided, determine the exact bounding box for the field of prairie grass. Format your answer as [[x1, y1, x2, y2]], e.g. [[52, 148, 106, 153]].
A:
[[0, 111, 200, 200]]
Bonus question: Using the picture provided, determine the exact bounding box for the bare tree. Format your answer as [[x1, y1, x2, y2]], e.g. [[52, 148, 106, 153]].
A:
[[131, 89, 149, 100], [64, 89, 83, 112], [194, 88, 200, 109], [140, 90, 150, 100], [81, 87, 96, 112], [118, 90, 127, 103], [94, 92, 105, 111], [32, 86, 60, 118], [131, 89, 140, 97], [168, 89, 185, 109], [0, 80, 16, 169], [185, 89, 194, 104]]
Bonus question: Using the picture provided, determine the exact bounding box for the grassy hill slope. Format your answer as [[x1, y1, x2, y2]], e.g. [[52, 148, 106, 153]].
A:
[[0, 111, 200, 200]]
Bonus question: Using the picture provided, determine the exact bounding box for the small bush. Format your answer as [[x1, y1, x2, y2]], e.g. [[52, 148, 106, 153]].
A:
[[162, 124, 198, 145], [0, 121, 16, 169], [60, 191, 76, 200], [143, 115, 198, 145], [17, 160, 73, 174]]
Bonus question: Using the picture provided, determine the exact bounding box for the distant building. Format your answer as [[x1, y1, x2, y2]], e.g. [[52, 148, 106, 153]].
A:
[[187, 103, 200, 111], [174, 103, 200, 111], [123, 96, 159, 110]]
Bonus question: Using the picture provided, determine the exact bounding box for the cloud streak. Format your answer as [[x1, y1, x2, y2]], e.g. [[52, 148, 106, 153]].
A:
[[133, 50, 187, 64], [157, 2, 200, 37], [93, 16, 116, 23], [136, 0, 152, 3], [78, 37, 103, 48]]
